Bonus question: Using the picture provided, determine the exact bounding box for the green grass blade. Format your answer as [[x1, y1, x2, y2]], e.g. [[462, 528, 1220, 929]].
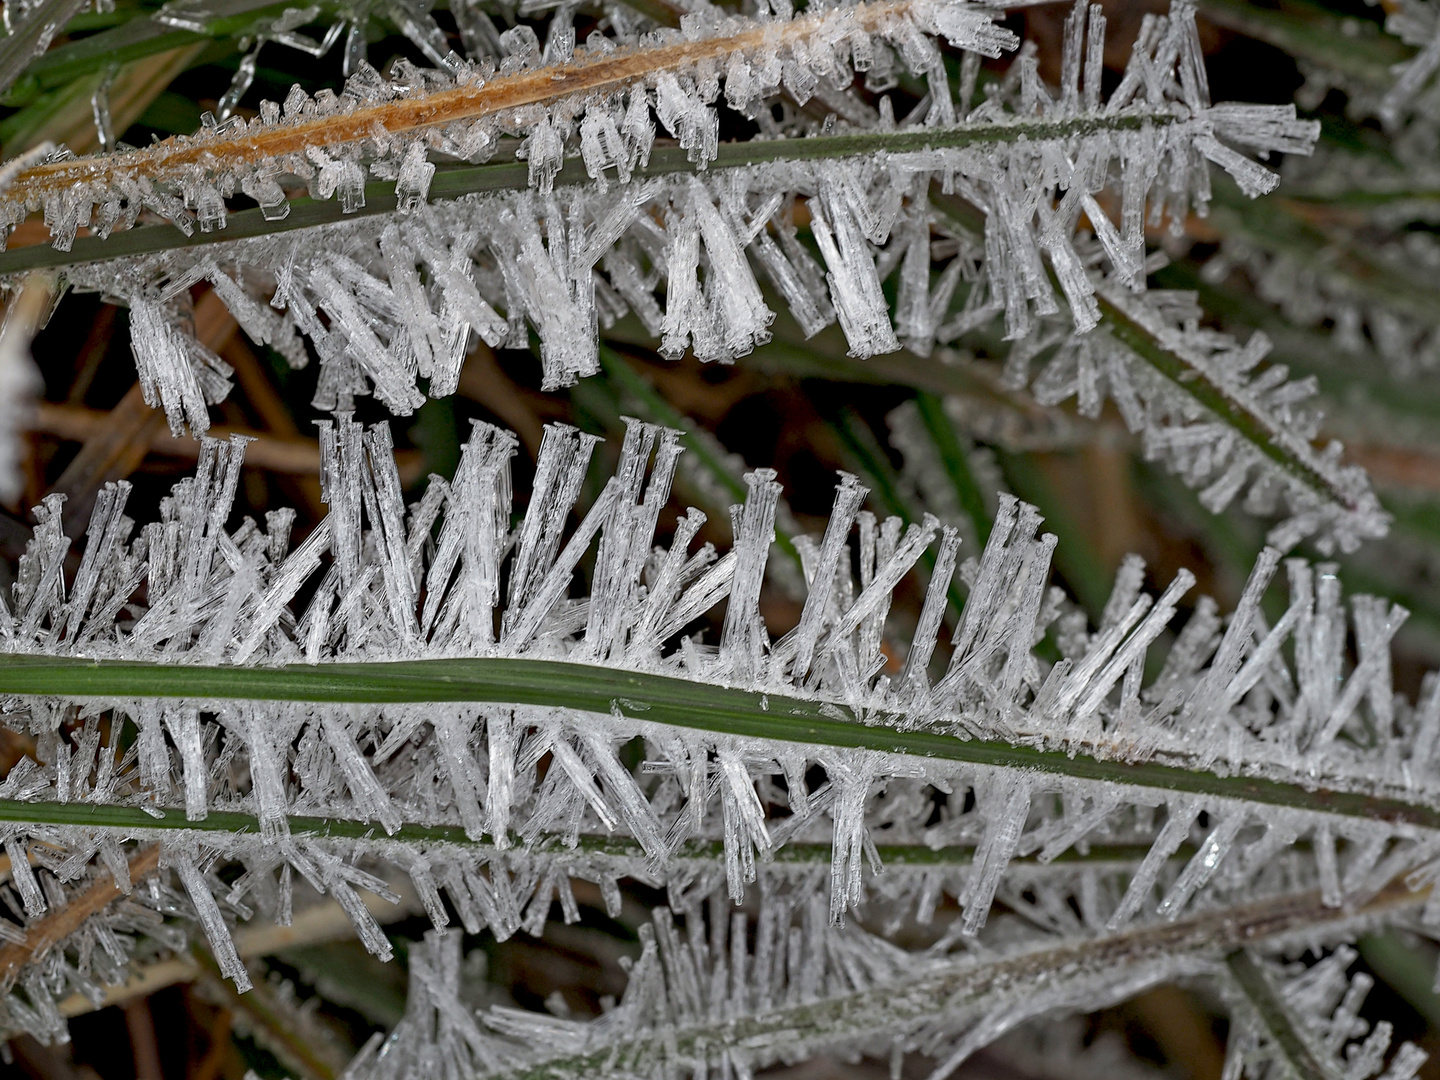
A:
[[0, 112, 1176, 275], [5, 653, 1440, 831], [1196, 0, 1408, 90], [1226, 950, 1340, 1080], [913, 392, 993, 547]]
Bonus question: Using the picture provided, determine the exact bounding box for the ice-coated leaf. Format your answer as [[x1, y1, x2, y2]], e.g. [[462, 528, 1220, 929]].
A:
[[0, 414, 1431, 1039], [0, 1, 1317, 454]]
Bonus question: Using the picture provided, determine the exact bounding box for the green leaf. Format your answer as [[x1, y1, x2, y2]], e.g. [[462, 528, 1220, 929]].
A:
[[1, 0, 332, 105], [1195, 0, 1409, 90], [913, 391, 993, 547], [0, 112, 1177, 275], [0, 0, 92, 100], [5, 653, 1440, 830], [1226, 949, 1340, 1080], [1357, 933, 1440, 1031]]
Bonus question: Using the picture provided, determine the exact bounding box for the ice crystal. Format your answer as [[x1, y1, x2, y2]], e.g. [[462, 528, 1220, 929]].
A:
[[1379, 0, 1440, 126]]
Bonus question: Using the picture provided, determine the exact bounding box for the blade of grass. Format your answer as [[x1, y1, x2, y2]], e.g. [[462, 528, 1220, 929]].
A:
[[492, 876, 1426, 1080], [0, 0, 337, 105], [832, 407, 917, 528], [1152, 260, 1440, 433], [0, 790, 1174, 872], [1134, 455, 1440, 639], [1226, 949, 1339, 1080], [1206, 182, 1440, 330], [0, 0, 91, 99], [832, 404, 972, 615], [0, 112, 1178, 275], [1195, 0, 1408, 90], [190, 945, 347, 1080], [914, 391, 993, 547], [1356, 933, 1440, 1031], [1093, 289, 1371, 519], [6, 654, 1440, 830], [926, 190, 1377, 532]]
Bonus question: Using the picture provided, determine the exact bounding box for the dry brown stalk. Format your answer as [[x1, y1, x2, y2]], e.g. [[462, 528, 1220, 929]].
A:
[[189, 947, 352, 1080], [3, 0, 919, 205], [1126, 986, 1226, 1080], [191, 1005, 234, 1080], [57, 878, 423, 1018], [121, 997, 163, 1080], [0, 844, 160, 995], [216, 335, 327, 515], [220, 336, 302, 440], [35, 403, 429, 480], [49, 382, 166, 529], [37, 403, 323, 474], [458, 343, 549, 457]]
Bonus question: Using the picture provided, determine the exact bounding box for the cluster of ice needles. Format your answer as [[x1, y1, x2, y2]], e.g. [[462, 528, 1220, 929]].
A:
[[0, 0, 1389, 550], [0, 415, 1426, 1078]]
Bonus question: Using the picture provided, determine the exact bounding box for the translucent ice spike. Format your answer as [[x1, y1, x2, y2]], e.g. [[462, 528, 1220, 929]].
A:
[[0, 0, 88, 98], [958, 773, 1032, 934], [718, 470, 782, 682], [128, 298, 224, 436], [172, 844, 252, 991]]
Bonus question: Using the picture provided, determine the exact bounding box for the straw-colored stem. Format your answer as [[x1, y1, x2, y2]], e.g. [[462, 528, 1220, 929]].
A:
[[6, 0, 921, 203]]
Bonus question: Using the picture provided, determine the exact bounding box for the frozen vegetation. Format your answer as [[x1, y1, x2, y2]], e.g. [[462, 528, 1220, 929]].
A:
[[0, 0, 1435, 1074]]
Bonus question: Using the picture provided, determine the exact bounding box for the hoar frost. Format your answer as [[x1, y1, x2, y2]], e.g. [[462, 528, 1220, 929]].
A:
[[0, 0, 1381, 550], [0, 0, 1423, 1070], [0, 415, 1433, 1060]]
